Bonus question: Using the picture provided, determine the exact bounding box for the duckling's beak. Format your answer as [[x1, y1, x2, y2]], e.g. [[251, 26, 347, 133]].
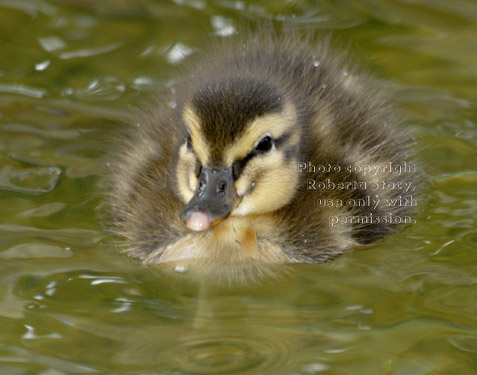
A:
[[180, 167, 238, 231]]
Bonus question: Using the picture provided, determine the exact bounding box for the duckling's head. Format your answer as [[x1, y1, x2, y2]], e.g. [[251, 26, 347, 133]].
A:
[[175, 77, 303, 231]]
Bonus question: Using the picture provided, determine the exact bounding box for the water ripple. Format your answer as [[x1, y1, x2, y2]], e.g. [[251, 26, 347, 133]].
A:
[[0, 243, 71, 259], [0, 165, 61, 194], [118, 326, 300, 375], [0, 83, 48, 99], [1, 123, 84, 140], [59, 42, 122, 60], [448, 334, 477, 354], [0, 0, 56, 17], [0, 224, 104, 247]]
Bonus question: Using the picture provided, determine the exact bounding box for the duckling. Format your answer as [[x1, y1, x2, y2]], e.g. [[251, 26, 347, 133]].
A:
[[107, 31, 415, 266]]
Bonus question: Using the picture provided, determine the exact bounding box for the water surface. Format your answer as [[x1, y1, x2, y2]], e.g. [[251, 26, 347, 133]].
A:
[[0, 0, 476, 374]]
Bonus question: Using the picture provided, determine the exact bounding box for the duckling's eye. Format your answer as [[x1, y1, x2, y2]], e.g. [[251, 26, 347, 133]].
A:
[[255, 136, 274, 153]]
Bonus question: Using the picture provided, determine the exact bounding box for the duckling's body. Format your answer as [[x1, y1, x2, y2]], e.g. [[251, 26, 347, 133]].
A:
[[108, 32, 415, 266]]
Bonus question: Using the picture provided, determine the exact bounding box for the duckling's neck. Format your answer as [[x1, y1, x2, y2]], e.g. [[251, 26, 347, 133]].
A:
[[155, 215, 291, 264], [212, 217, 259, 257]]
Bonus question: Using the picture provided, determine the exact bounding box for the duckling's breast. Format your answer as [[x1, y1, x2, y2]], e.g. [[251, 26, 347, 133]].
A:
[[149, 216, 292, 264]]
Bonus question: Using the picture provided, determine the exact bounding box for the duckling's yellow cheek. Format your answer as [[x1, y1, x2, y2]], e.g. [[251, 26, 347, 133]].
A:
[[188, 174, 198, 194], [182, 106, 210, 164], [235, 175, 253, 197], [232, 155, 300, 216], [176, 144, 198, 203]]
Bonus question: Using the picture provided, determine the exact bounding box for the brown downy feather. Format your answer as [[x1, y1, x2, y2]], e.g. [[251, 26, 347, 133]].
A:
[[106, 29, 417, 268]]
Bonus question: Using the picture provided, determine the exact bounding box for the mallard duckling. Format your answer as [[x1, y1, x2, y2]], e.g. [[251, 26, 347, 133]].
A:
[[107, 32, 415, 266]]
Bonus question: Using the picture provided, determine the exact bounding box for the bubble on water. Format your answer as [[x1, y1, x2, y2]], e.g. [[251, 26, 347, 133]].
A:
[[45, 281, 57, 296], [174, 265, 188, 273], [38, 36, 66, 52], [302, 363, 329, 373], [167, 43, 194, 64], [35, 60, 50, 71], [211, 16, 236, 36]]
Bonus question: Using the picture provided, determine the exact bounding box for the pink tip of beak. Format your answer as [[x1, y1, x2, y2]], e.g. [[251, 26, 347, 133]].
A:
[[186, 211, 211, 231]]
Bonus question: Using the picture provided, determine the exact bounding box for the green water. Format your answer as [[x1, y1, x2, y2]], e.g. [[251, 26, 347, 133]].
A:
[[1, 0, 476, 374]]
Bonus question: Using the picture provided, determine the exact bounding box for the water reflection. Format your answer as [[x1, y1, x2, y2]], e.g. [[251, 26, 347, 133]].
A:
[[59, 43, 123, 60], [0, 83, 47, 99], [12, 266, 343, 374]]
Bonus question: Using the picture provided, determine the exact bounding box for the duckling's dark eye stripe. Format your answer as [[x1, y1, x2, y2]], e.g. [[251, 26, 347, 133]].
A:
[[274, 131, 291, 148], [284, 146, 295, 163], [232, 155, 250, 180], [195, 161, 202, 178], [185, 134, 193, 152], [232, 131, 291, 180]]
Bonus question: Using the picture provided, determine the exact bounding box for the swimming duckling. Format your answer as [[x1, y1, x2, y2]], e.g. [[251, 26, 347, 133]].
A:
[[107, 32, 415, 266]]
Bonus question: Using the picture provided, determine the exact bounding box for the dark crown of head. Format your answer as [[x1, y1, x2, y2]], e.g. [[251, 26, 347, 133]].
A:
[[191, 77, 283, 146]]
